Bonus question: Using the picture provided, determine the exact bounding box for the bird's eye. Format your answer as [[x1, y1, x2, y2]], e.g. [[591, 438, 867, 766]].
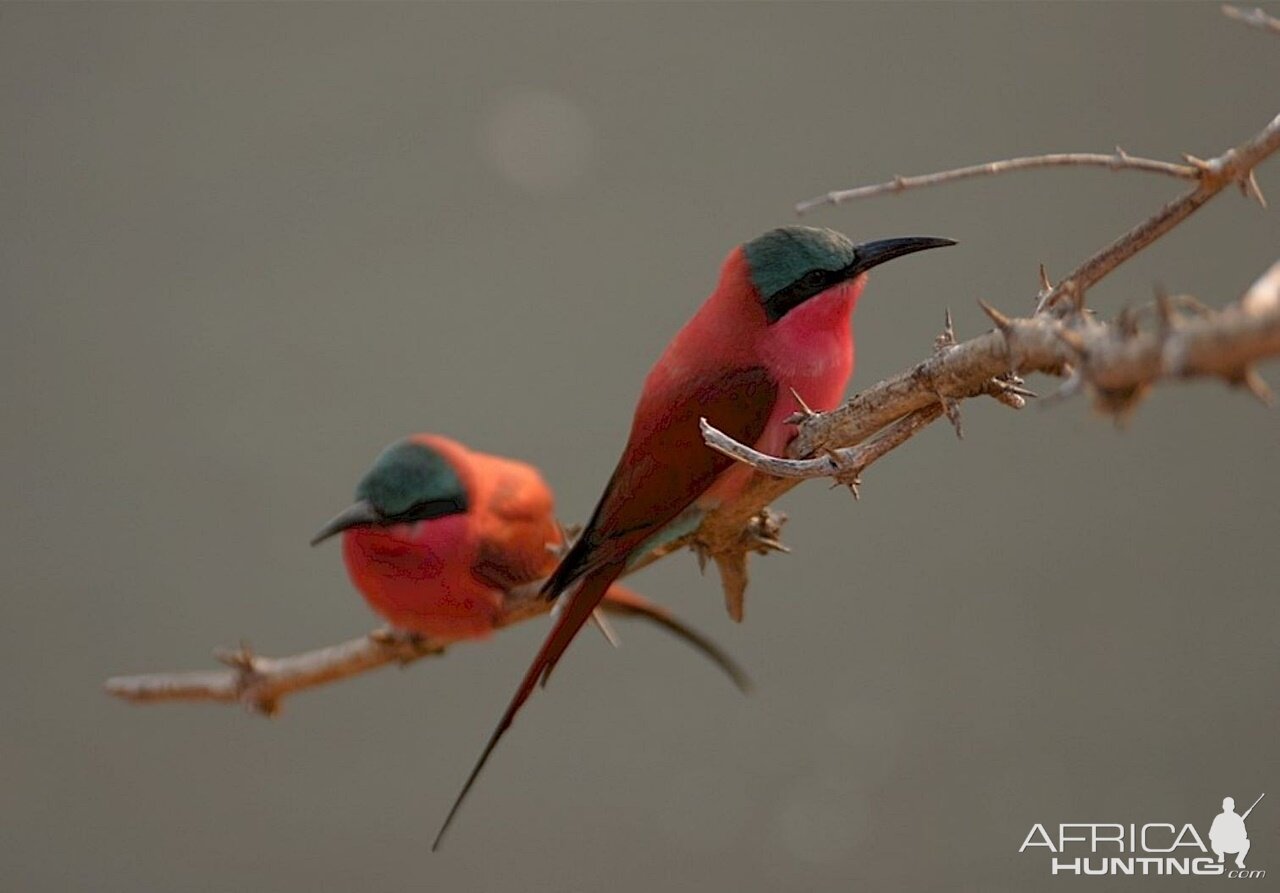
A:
[[802, 270, 828, 288]]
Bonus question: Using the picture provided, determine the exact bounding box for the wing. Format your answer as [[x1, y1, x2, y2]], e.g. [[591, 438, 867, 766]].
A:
[[543, 363, 780, 599], [431, 363, 779, 849], [469, 457, 560, 592]]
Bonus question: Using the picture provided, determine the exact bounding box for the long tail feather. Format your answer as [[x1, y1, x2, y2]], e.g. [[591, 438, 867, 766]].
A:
[[599, 584, 752, 694], [432, 568, 620, 850]]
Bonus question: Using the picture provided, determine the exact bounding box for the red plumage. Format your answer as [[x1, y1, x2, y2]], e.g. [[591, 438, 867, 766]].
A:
[[434, 228, 952, 847]]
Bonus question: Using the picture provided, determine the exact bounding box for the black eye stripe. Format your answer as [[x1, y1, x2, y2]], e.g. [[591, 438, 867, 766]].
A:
[[761, 267, 846, 322], [386, 496, 468, 523]]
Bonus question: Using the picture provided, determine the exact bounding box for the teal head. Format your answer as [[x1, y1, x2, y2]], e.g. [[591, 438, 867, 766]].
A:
[[743, 226, 954, 323], [310, 439, 470, 545]]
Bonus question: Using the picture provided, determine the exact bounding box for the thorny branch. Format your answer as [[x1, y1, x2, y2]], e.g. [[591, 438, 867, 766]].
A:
[[684, 105, 1280, 618], [105, 10, 1280, 713], [1223, 4, 1280, 35]]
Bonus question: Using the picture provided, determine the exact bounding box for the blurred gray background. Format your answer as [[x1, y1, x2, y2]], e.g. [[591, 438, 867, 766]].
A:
[[3, 3, 1278, 891]]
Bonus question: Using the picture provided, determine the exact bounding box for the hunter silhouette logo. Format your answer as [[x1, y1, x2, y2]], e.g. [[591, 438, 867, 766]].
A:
[[1020, 793, 1266, 878], [1210, 794, 1263, 870]]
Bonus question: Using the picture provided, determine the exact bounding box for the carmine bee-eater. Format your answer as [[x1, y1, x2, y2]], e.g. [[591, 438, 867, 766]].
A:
[[310, 434, 749, 688], [434, 226, 953, 847]]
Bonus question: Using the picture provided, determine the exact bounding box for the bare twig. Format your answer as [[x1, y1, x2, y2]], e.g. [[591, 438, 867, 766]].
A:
[[1223, 4, 1280, 35], [796, 152, 1198, 214], [104, 629, 449, 715], [104, 574, 756, 711]]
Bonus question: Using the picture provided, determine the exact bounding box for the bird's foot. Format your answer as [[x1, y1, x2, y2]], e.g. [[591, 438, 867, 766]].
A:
[[369, 627, 445, 663], [691, 538, 712, 574], [689, 508, 791, 623], [985, 372, 1037, 410], [742, 507, 790, 555]]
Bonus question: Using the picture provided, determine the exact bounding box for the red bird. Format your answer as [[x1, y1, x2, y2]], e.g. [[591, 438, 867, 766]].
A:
[[310, 434, 748, 686], [435, 226, 953, 846]]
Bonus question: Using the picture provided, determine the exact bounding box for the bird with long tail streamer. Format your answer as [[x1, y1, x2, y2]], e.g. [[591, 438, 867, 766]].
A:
[[433, 227, 955, 848]]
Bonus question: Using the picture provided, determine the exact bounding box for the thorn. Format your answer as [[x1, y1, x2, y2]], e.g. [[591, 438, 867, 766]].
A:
[[1174, 294, 1213, 317], [1153, 289, 1183, 376], [1234, 366, 1275, 406], [1115, 145, 1131, 162], [750, 537, 791, 555], [551, 518, 583, 552], [1182, 153, 1215, 174], [789, 386, 817, 419], [829, 476, 862, 499], [821, 448, 864, 498], [977, 298, 1013, 333], [934, 308, 957, 352], [546, 518, 572, 558], [1091, 383, 1149, 424], [1117, 305, 1139, 338], [1064, 280, 1086, 314], [251, 696, 281, 717], [1241, 170, 1268, 208], [1052, 325, 1087, 356], [785, 388, 821, 426], [712, 551, 749, 623], [979, 299, 1023, 375], [590, 608, 621, 648], [937, 393, 963, 439], [1038, 263, 1053, 294], [1155, 289, 1178, 332], [214, 640, 256, 672], [1161, 334, 1189, 377]]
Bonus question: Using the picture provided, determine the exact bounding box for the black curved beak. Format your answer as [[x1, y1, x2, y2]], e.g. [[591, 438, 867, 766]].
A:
[[846, 236, 956, 278], [310, 499, 381, 546]]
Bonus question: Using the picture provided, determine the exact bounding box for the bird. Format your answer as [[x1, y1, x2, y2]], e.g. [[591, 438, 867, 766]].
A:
[[310, 433, 750, 688], [433, 226, 954, 847]]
